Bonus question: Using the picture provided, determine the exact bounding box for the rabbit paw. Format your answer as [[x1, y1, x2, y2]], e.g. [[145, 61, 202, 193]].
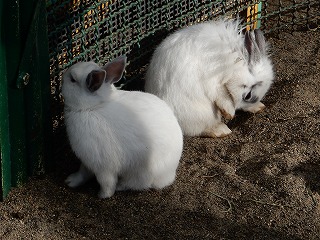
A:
[[98, 188, 115, 199], [215, 102, 235, 120], [203, 123, 232, 138], [220, 108, 235, 120], [243, 102, 265, 113], [65, 164, 93, 188], [116, 182, 128, 191], [96, 174, 117, 198], [65, 172, 87, 188]]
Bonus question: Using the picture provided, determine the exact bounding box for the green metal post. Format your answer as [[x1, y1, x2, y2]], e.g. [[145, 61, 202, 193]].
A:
[[0, 0, 11, 200], [5, 0, 29, 187], [1, 0, 51, 199], [20, 0, 52, 175]]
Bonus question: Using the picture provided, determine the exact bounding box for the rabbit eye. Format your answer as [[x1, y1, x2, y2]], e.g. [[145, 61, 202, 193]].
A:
[[70, 76, 76, 83]]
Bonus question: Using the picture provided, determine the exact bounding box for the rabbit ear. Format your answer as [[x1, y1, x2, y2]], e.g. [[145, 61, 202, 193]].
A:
[[86, 69, 106, 92], [102, 56, 127, 84], [245, 30, 266, 64], [254, 29, 266, 55], [244, 30, 254, 62]]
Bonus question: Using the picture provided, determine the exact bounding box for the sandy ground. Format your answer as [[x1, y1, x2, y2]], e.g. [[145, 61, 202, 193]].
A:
[[0, 30, 319, 239]]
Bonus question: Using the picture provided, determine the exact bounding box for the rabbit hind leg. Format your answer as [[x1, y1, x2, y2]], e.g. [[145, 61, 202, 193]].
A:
[[151, 169, 176, 189], [116, 170, 152, 191]]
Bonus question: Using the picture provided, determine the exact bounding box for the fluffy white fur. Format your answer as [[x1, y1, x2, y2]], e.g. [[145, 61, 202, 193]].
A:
[[62, 58, 183, 198], [145, 19, 274, 137]]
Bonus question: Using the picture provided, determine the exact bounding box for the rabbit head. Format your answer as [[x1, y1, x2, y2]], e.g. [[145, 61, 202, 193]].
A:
[[62, 56, 127, 111], [229, 29, 274, 110], [223, 29, 274, 109]]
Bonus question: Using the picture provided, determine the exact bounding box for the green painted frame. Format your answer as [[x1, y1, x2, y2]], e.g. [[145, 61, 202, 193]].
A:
[[0, 0, 11, 199], [0, 0, 51, 200]]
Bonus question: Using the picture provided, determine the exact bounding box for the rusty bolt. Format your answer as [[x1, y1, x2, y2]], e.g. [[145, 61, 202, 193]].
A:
[[23, 73, 30, 86]]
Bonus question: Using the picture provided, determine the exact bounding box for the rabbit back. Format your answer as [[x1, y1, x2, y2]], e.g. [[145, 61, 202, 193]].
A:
[[145, 20, 242, 136], [64, 89, 183, 192], [145, 19, 274, 137]]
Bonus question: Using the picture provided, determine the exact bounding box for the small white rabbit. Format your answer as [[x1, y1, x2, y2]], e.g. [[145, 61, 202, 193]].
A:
[[145, 19, 274, 137], [62, 56, 183, 198]]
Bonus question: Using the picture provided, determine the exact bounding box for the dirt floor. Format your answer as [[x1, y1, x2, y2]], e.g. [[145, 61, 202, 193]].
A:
[[1, 29, 320, 239]]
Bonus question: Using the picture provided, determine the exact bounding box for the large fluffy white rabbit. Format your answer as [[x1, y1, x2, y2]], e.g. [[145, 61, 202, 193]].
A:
[[62, 56, 183, 198], [145, 19, 274, 137]]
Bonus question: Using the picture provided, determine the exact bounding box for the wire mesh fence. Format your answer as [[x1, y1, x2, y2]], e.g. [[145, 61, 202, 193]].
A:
[[263, 0, 319, 34], [46, 0, 320, 133]]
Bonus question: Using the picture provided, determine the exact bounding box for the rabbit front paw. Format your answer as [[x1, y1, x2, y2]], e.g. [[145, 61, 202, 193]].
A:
[[96, 173, 117, 198], [243, 102, 265, 113], [220, 108, 235, 120], [203, 123, 232, 138], [215, 87, 236, 120], [215, 101, 235, 120], [98, 188, 116, 199]]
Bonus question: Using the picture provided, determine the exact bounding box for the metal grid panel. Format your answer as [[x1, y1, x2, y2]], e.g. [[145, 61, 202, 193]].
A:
[[47, 0, 259, 131], [47, 0, 255, 74], [261, 0, 320, 34], [47, 0, 320, 132]]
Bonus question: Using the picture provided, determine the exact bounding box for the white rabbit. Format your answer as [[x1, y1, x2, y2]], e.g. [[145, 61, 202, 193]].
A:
[[62, 56, 183, 198], [145, 19, 274, 137]]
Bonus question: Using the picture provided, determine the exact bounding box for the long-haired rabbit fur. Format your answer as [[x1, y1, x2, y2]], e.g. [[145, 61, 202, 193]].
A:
[[62, 56, 183, 198], [145, 19, 274, 137]]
